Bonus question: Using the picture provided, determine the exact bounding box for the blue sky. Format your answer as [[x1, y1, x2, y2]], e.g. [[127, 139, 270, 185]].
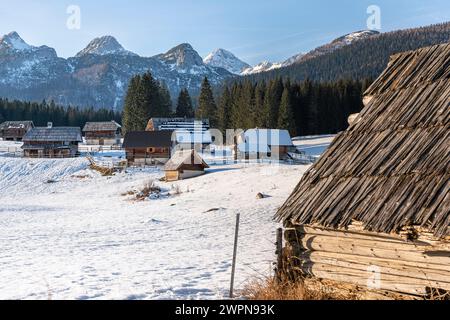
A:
[[1, 0, 449, 64]]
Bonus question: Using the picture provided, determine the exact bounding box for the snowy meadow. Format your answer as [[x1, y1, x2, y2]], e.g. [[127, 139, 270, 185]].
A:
[[0, 137, 332, 300]]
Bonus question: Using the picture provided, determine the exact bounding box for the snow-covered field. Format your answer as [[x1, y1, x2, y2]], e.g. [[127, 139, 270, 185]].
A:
[[0, 136, 333, 300]]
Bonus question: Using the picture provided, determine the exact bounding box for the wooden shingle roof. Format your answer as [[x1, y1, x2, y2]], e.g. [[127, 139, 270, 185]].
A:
[[23, 127, 82, 142], [82, 121, 121, 132], [276, 43, 450, 239]]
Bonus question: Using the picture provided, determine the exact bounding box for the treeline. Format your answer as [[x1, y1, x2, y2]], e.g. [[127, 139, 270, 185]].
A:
[[0, 99, 121, 127], [122, 72, 218, 134], [245, 22, 450, 84], [215, 78, 371, 136], [122, 71, 371, 136]]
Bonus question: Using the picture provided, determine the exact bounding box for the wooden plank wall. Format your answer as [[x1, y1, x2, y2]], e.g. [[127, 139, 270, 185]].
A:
[[285, 225, 450, 297]]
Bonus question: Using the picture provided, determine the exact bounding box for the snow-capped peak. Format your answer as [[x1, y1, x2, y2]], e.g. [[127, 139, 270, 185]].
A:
[[158, 43, 205, 68], [76, 36, 137, 57], [203, 48, 250, 74], [337, 30, 380, 45], [241, 61, 283, 75], [0, 31, 32, 51]]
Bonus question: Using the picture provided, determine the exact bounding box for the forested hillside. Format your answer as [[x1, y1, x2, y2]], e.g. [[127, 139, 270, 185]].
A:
[[0, 99, 121, 127], [216, 78, 371, 136], [244, 22, 450, 83]]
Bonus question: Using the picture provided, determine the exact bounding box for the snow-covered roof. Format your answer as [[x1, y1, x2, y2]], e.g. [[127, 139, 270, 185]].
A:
[[0, 121, 34, 130], [237, 143, 271, 153], [175, 130, 212, 145], [165, 149, 209, 171], [244, 129, 293, 147]]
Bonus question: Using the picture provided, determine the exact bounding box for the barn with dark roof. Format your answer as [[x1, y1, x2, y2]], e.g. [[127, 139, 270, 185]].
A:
[[122, 131, 174, 166], [275, 43, 450, 298]]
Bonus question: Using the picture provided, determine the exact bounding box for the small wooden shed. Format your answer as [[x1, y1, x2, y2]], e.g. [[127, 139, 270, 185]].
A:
[[275, 43, 450, 298], [122, 131, 174, 166], [0, 121, 34, 141], [82, 121, 121, 145], [164, 149, 209, 181]]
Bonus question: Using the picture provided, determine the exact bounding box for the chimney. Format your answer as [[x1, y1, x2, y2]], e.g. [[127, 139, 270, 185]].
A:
[[47, 122, 53, 129]]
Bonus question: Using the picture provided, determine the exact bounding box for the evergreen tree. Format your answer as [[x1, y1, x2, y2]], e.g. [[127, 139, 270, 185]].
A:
[[278, 86, 296, 136], [216, 86, 231, 132], [159, 82, 173, 117], [122, 75, 142, 134], [196, 77, 217, 126], [176, 89, 194, 118]]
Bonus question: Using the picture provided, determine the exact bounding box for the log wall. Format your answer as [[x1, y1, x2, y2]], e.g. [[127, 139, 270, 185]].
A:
[[285, 224, 450, 297]]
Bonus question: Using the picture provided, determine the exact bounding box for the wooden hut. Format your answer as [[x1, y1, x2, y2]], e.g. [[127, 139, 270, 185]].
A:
[[0, 121, 34, 141], [22, 125, 82, 158], [164, 149, 209, 181], [122, 131, 174, 166], [82, 121, 121, 145], [275, 43, 450, 298]]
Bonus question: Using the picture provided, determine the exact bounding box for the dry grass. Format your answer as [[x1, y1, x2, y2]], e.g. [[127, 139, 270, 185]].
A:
[[242, 275, 360, 300]]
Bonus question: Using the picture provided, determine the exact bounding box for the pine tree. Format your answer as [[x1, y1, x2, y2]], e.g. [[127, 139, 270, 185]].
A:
[[278, 86, 296, 136], [196, 77, 217, 126], [159, 82, 173, 117], [122, 75, 141, 134], [176, 89, 194, 118], [217, 86, 231, 133]]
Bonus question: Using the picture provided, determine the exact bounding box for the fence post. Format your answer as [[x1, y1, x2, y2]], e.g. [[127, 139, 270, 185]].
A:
[[275, 228, 283, 281], [229, 213, 240, 299]]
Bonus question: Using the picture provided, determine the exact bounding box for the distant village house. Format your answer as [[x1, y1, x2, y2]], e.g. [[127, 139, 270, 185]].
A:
[[0, 121, 34, 141], [122, 131, 174, 166], [236, 129, 295, 160], [22, 123, 82, 158], [164, 149, 209, 182], [82, 121, 122, 145]]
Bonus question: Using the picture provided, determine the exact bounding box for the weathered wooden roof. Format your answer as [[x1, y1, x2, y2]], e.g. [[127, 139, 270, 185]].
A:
[[164, 149, 209, 171], [122, 131, 174, 148], [276, 43, 450, 239], [23, 127, 82, 142], [82, 121, 121, 132], [0, 121, 34, 130]]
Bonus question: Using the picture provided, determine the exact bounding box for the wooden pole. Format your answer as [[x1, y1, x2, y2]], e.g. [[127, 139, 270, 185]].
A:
[[229, 213, 240, 299], [276, 228, 283, 281]]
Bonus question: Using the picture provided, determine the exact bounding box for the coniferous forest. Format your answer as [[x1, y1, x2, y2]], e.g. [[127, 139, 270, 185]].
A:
[[0, 99, 121, 128], [1, 73, 370, 138]]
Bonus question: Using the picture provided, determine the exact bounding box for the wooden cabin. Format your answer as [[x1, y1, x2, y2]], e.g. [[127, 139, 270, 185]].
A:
[[82, 121, 121, 145], [0, 121, 34, 141], [164, 149, 209, 181], [236, 129, 294, 160], [275, 43, 450, 299], [22, 125, 82, 158], [122, 131, 174, 166]]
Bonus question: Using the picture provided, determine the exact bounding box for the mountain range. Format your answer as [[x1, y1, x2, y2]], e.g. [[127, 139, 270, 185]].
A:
[[0, 32, 231, 110], [204, 30, 380, 75], [1, 22, 449, 110]]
